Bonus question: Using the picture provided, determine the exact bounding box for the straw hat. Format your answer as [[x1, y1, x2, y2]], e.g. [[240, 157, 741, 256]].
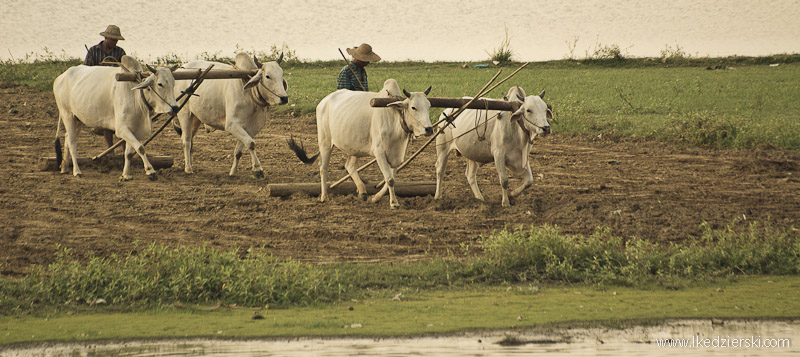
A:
[[346, 43, 381, 63], [100, 25, 125, 41]]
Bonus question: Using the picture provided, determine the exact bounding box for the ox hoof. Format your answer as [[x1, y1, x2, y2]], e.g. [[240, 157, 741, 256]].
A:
[[75, 174, 83, 179], [253, 170, 265, 179], [119, 176, 133, 182], [147, 173, 158, 181], [359, 193, 368, 201], [390, 203, 400, 209]]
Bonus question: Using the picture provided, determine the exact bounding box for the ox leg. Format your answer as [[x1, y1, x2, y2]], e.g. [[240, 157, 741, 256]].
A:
[[510, 163, 534, 198], [318, 144, 333, 203], [344, 156, 368, 200], [371, 155, 399, 209], [121, 142, 135, 181], [434, 138, 450, 200], [178, 113, 199, 174], [115, 126, 157, 181], [225, 123, 264, 178], [229, 142, 244, 176], [62, 115, 81, 177], [493, 155, 511, 207], [465, 160, 484, 201]]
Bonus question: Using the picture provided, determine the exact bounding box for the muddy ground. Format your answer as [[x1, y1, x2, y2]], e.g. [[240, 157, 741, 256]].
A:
[[2, 83, 799, 277]]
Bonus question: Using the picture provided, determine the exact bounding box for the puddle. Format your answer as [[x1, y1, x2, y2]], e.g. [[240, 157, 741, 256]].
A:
[[4, 319, 798, 356]]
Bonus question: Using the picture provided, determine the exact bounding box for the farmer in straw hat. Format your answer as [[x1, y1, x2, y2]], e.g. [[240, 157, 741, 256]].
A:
[[337, 43, 381, 91], [84, 25, 127, 67], [84, 25, 128, 147]]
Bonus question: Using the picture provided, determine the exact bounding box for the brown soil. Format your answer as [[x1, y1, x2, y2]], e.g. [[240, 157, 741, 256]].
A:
[[2, 83, 799, 277]]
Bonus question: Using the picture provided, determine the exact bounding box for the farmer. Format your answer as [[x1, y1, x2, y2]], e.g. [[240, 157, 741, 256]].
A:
[[84, 25, 127, 148], [337, 43, 381, 91], [84, 25, 126, 67]]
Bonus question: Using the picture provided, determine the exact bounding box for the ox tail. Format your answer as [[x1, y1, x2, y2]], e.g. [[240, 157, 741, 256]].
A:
[[172, 119, 182, 136], [287, 135, 319, 164], [54, 116, 63, 170]]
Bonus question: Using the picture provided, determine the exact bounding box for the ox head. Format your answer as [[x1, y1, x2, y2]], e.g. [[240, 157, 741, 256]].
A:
[[386, 87, 434, 137], [135, 64, 180, 114], [509, 88, 552, 141], [243, 53, 288, 106]]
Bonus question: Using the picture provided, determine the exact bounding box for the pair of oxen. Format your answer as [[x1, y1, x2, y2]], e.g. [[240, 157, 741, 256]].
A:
[[52, 53, 551, 208]]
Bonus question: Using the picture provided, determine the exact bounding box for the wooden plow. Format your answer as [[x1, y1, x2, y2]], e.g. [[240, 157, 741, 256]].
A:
[[267, 62, 529, 198]]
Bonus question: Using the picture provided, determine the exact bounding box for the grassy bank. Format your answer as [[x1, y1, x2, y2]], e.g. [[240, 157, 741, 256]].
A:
[[2, 221, 797, 314], [2, 276, 799, 347], [2, 54, 800, 150]]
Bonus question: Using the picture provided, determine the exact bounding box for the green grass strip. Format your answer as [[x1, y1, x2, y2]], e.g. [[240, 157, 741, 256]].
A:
[[1, 276, 798, 347]]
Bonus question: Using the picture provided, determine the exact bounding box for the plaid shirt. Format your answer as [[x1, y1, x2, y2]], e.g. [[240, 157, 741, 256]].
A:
[[84, 41, 126, 66], [337, 62, 368, 91]]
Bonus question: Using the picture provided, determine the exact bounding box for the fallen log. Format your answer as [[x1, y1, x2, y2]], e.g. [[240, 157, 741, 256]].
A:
[[370, 97, 520, 111], [39, 155, 174, 171], [266, 181, 436, 198], [115, 69, 258, 82]]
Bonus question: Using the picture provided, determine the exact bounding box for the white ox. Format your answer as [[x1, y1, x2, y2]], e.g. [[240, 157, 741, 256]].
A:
[[174, 52, 288, 177], [434, 86, 551, 206], [288, 79, 434, 208], [53, 55, 179, 180]]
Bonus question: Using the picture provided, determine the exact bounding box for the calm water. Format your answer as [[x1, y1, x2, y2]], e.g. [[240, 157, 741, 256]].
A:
[[2, 0, 799, 62], [4, 320, 799, 356]]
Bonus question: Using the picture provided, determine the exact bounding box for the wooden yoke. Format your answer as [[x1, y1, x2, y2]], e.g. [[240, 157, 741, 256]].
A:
[[116, 69, 257, 82], [370, 97, 520, 111]]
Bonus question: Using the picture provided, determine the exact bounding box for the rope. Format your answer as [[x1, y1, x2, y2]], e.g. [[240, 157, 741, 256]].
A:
[[473, 100, 490, 141]]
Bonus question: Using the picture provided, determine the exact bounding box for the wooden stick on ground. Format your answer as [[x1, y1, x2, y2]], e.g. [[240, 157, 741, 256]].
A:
[[266, 181, 436, 198]]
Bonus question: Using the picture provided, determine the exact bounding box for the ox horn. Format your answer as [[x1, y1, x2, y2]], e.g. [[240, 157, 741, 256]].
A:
[[146, 64, 157, 74], [277, 52, 284, 64], [169, 64, 180, 72], [538, 89, 545, 99], [253, 55, 263, 68], [402, 89, 411, 98], [423, 86, 432, 95]]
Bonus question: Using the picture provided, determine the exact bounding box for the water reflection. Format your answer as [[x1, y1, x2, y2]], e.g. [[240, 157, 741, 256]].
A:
[[7, 320, 799, 356]]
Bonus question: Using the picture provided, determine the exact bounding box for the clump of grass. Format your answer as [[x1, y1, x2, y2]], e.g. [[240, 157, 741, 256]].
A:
[[582, 37, 628, 62], [486, 25, 514, 64], [472, 220, 800, 286], [660, 42, 692, 63], [671, 110, 746, 148], [2, 220, 798, 313]]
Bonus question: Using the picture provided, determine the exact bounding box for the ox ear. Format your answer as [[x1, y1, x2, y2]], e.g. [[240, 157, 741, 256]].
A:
[[387, 101, 404, 112], [538, 89, 545, 99], [277, 52, 284, 64], [253, 55, 263, 68], [283, 79, 288, 91], [546, 107, 553, 120], [423, 86, 432, 95], [132, 75, 155, 90], [146, 64, 157, 74], [169, 64, 180, 72], [244, 69, 263, 90], [402, 89, 411, 98], [509, 105, 524, 122]]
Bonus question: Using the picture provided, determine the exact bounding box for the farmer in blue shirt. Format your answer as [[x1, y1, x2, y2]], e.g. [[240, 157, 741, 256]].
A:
[[337, 44, 381, 91]]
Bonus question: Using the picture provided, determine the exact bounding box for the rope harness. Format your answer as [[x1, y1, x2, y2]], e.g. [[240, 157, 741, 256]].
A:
[[473, 100, 494, 141], [435, 105, 547, 147], [384, 94, 413, 135], [114, 61, 174, 114]]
